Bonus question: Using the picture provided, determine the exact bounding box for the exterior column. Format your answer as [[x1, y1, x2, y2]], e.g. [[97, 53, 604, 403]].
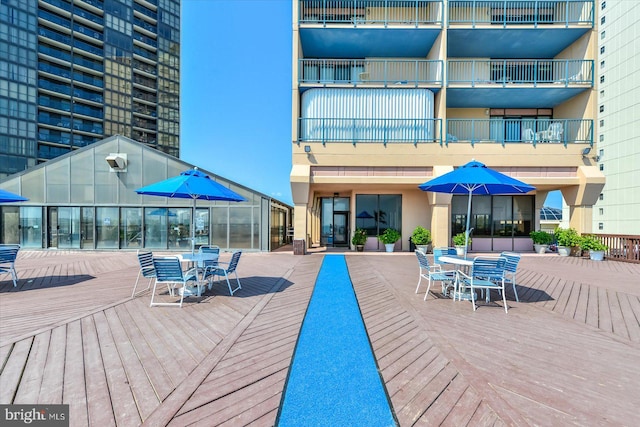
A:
[[560, 166, 605, 234], [290, 164, 311, 245]]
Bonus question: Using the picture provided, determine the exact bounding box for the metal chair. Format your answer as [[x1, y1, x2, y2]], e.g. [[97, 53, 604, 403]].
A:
[[415, 250, 455, 300], [203, 251, 242, 295], [456, 256, 509, 313], [500, 251, 522, 302], [0, 244, 20, 287], [132, 250, 156, 297], [151, 257, 202, 307]]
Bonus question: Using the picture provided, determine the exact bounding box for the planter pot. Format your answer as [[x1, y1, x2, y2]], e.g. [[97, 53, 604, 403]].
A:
[[557, 246, 571, 257], [589, 250, 605, 261], [455, 246, 466, 256], [355, 245, 364, 252], [384, 243, 395, 253], [416, 244, 430, 254], [534, 244, 548, 254]]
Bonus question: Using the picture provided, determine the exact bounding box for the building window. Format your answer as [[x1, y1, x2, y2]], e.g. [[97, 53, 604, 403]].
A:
[[599, 164, 604, 171], [599, 208, 604, 215], [598, 223, 603, 230], [601, 16, 605, 24], [599, 193, 604, 201], [599, 148, 604, 159], [600, 89, 604, 98], [601, 1, 606, 10], [600, 46, 605, 54], [600, 119, 605, 127], [600, 60, 605, 69], [600, 105, 605, 113], [600, 134, 604, 142], [600, 31, 605, 39], [600, 75, 605, 83]]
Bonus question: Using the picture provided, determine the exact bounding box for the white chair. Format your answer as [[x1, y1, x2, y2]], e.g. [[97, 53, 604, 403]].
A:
[[547, 122, 563, 143], [151, 257, 202, 307], [132, 250, 155, 297], [0, 244, 20, 287], [500, 251, 522, 302], [415, 250, 456, 300], [456, 256, 509, 313], [203, 251, 242, 295], [522, 128, 535, 143]]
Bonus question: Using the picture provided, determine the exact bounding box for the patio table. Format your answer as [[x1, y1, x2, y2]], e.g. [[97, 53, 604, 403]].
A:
[[438, 255, 474, 300]]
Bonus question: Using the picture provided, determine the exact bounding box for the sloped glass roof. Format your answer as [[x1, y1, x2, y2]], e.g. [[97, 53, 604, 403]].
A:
[[540, 206, 563, 221]]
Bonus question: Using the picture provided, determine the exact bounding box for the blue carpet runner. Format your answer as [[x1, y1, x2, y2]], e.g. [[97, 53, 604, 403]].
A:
[[277, 255, 396, 426]]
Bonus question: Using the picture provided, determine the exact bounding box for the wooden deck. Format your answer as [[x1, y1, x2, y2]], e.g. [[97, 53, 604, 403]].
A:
[[1, 249, 639, 426]]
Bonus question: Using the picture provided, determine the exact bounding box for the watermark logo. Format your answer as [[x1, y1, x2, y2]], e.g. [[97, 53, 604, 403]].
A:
[[1, 405, 69, 426]]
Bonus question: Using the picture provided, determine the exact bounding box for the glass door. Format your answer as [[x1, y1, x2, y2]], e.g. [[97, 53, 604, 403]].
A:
[[333, 213, 348, 246], [57, 207, 80, 249], [48, 207, 58, 248], [20, 207, 43, 248]]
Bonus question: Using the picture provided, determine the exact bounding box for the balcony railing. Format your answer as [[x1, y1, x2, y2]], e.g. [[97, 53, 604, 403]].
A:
[[595, 234, 640, 264], [446, 118, 593, 146], [448, 0, 594, 27], [298, 118, 442, 145], [300, 59, 443, 86], [448, 59, 593, 86], [299, 0, 443, 25]]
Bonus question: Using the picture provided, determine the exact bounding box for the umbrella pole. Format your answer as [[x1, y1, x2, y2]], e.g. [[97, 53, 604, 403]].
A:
[[464, 190, 472, 259], [192, 198, 196, 255]]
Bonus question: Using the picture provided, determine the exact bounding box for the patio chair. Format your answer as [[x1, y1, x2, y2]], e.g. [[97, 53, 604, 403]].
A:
[[150, 256, 202, 307], [414, 250, 455, 300], [132, 250, 155, 297], [198, 245, 220, 271], [500, 251, 522, 302], [456, 256, 509, 313], [203, 250, 242, 295], [0, 244, 20, 287]]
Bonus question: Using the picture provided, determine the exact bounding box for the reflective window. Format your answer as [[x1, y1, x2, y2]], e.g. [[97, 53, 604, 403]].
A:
[[121, 208, 142, 249], [96, 207, 119, 249], [20, 206, 43, 248], [57, 207, 80, 249], [229, 206, 252, 249]]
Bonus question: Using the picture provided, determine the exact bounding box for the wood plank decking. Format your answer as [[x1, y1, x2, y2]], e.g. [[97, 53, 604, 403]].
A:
[[1, 250, 639, 426]]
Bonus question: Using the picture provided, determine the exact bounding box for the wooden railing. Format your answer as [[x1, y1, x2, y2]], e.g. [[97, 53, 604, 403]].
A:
[[593, 234, 640, 264]]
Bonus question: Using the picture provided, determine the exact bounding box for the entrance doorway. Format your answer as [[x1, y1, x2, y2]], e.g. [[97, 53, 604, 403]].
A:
[[333, 213, 348, 246], [320, 196, 350, 247], [48, 207, 58, 248]]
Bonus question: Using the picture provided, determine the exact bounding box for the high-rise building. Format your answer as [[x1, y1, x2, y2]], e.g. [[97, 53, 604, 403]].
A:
[[291, 0, 604, 251], [0, 0, 180, 178], [593, 0, 640, 235]]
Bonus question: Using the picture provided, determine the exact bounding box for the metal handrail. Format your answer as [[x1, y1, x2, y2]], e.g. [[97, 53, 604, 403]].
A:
[[448, 0, 594, 27], [448, 59, 594, 86], [298, 0, 443, 26], [299, 59, 443, 86]]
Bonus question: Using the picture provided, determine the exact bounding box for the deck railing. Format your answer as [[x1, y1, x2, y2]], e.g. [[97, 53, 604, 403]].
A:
[[593, 234, 640, 264], [299, 59, 443, 86], [299, 0, 443, 25], [298, 117, 442, 145], [448, 0, 594, 27], [448, 59, 593, 86], [446, 118, 592, 146]]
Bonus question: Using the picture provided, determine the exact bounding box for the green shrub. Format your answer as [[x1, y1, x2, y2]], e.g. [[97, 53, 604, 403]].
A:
[[529, 230, 554, 245], [555, 227, 581, 247], [351, 228, 367, 245], [579, 234, 608, 251], [410, 226, 432, 245], [378, 228, 401, 244], [452, 232, 471, 246]]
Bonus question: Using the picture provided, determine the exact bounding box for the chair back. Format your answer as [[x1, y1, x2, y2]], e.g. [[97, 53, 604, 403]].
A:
[[226, 251, 242, 274], [137, 250, 155, 278], [433, 247, 457, 266], [415, 249, 430, 270], [549, 122, 563, 140], [153, 257, 184, 281], [471, 256, 507, 278], [0, 245, 19, 265], [500, 251, 521, 274], [199, 245, 220, 267]]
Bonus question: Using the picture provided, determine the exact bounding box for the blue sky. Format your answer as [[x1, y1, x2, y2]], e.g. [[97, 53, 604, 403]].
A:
[[179, 0, 562, 209], [180, 0, 293, 204]]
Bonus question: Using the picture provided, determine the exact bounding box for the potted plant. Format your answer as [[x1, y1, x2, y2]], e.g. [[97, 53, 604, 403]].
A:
[[378, 228, 401, 252], [351, 228, 367, 252], [554, 227, 581, 256], [529, 230, 553, 254], [452, 232, 471, 256], [579, 234, 608, 261], [411, 226, 432, 253]]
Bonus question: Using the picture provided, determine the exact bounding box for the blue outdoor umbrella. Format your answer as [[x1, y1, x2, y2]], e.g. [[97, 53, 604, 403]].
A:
[[418, 160, 535, 255], [136, 168, 246, 253], [0, 189, 28, 203]]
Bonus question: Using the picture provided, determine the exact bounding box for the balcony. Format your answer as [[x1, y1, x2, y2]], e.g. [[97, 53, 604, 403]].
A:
[[298, 117, 442, 145], [299, 59, 443, 89], [447, 1, 594, 58], [449, 0, 594, 27], [298, 1, 443, 58], [445, 118, 593, 147], [447, 59, 593, 107]]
